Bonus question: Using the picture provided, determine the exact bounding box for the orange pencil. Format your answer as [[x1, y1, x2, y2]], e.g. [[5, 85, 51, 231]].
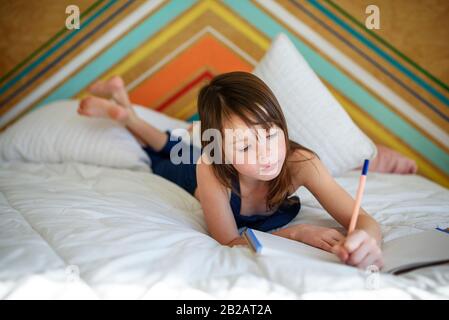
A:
[[348, 159, 370, 233]]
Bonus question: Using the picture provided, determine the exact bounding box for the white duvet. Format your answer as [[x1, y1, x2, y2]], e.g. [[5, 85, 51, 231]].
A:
[[0, 161, 448, 299]]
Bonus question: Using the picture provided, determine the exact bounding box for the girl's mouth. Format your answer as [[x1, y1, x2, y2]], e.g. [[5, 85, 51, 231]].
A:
[[260, 161, 278, 172]]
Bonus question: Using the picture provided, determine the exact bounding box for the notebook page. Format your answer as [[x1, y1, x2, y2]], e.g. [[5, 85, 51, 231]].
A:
[[252, 229, 340, 264], [253, 229, 449, 274], [382, 230, 449, 273]]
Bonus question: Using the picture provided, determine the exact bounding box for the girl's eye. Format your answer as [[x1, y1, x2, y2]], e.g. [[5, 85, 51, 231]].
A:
[[240, 145, 250, 152]]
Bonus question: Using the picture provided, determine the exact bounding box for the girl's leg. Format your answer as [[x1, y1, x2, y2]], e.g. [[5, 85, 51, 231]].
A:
[[87, 76, 146, 145], [78, 96, 168, 152], [89, 76, 196, 136], [89, 75, 196, 133], [80, 76, 169, 151]]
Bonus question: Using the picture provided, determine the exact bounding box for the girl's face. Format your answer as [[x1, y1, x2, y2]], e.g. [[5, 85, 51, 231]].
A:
[[222, 114, 287, 181]]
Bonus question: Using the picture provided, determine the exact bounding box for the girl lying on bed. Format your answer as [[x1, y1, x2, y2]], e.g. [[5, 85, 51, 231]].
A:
[[78, 72, 417, 270]]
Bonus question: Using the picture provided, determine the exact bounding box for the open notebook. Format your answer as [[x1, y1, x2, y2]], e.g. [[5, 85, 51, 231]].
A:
[[246, 229, 449, 275]]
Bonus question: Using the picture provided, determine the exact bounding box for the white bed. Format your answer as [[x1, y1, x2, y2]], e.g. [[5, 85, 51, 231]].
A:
[[1, 33, 448, 299], [1, 160, 448, 299]]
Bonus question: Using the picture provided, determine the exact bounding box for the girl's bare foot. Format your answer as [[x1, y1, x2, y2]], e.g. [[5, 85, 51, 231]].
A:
[[78, 96, 131, 124], [89, 75, 134, 109], [88, 76, 123, 98]]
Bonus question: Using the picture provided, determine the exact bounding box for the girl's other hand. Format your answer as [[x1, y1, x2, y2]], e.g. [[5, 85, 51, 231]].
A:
[[332, 230, 384, 269], [294, 224, 345, 252]]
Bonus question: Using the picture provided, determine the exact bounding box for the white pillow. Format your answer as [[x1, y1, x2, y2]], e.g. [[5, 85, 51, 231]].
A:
[[134, 105, 191, 137], [0, 99, 190, 171], [253, 33, 377, 176]]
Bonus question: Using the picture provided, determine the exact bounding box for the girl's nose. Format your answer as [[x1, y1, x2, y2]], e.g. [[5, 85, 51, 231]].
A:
[[258, 144, 274, 165]]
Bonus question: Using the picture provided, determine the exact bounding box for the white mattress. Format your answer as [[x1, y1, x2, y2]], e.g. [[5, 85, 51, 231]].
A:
[[0, 161, 448, 299]]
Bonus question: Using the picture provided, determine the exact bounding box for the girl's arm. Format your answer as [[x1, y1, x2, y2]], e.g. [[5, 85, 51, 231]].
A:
[[293, 150, 383, 269], [197, 155, 303, 247], [196, 155, 247, 246]]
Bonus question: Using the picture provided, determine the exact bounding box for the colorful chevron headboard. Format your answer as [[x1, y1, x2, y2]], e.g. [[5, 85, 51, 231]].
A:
[[0, 0, 448, 188]]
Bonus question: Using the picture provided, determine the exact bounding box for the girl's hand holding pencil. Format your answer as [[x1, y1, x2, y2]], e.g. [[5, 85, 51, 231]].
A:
[[331, 160, 384, 269], [332, 229, 383, 269]]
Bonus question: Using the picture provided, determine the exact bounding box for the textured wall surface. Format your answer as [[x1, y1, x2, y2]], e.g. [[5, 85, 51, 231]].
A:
[[0, 0, 448, 187]]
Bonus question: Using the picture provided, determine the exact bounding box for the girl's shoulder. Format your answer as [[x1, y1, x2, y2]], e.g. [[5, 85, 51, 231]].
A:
[[287, 148, 319, 188], [196, 154, 234, 202], [290, 148, 316, 159]]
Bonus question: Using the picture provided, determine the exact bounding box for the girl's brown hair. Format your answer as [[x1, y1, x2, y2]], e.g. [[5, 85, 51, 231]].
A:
[[197, 71, 318, 211]]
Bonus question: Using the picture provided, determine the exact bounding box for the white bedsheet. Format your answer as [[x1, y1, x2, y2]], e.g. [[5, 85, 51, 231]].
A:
[[0, 161, 448, 299]]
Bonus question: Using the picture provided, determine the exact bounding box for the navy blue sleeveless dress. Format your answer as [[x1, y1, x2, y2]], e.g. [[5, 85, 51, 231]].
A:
[[142, 130, 301, 232]]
